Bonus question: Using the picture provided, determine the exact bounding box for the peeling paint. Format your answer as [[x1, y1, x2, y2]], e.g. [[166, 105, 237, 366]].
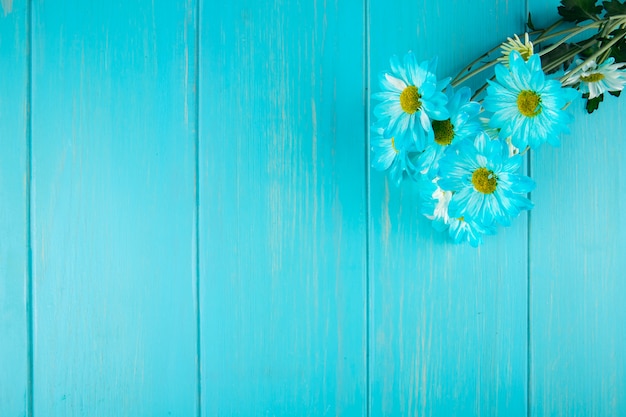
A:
[[1, 0, 12, 15]]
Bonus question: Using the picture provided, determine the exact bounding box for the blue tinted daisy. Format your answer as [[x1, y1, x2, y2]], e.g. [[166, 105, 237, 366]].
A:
[[371, 124, 419, 186], [479, 116, 521, 156], [437, 132, 535, 227], [447, 216, 495, 247], [416, 87, 482, 177], [413, 173, 439, 212], [563, 57, 626, 99], [421, 182, 496, 247], [373, 52, 449, 150], [484, 51, 579, 149]]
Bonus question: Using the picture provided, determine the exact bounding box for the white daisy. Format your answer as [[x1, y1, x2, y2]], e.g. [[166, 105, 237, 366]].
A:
[[563, 57, 626, 99]]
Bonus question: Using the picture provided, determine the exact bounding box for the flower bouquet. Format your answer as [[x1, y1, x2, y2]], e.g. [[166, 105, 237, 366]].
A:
[[371, 0, 626, 246]]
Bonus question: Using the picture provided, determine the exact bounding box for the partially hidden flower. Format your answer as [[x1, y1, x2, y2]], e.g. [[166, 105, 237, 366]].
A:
[[563, 57, 626, 99], [416, 86, 482, 177], [498, 33, 534, 64], [479, 116, 521, 156], [437, 132, 536, 227], [421, 181, 496, 247], [484, 51, 579, 149], [371, 124, 419, 187], [373, 52, 450, 151]]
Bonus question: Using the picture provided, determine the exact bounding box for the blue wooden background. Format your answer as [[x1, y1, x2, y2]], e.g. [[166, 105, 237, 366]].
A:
[[1, 0, 625, 415]]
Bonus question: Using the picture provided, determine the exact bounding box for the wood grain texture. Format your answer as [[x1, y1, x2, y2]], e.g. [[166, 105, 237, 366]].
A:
[[0, 1, 29, 415], [529, 3, 626, 413], [1, 0, 622, 415], [31, 0, 198, 415], [530, 102, 626, 415], [1, 0, 13, 15], [368, 1, 529, 415], [199, 0, 367, 415]]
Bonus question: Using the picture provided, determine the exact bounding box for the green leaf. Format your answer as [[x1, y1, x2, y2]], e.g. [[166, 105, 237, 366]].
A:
[[558, 0, 602, 22], [603, 0, 626, 16], [527, 13, 536, 31], [609, 90, 622, 97], [607, 37, 626, 62], [586, 94, 604, 113], [541, 43, 577, 74]]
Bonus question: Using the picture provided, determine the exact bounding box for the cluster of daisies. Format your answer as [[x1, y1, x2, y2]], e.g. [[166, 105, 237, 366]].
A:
[[372, 30, 626, 246]]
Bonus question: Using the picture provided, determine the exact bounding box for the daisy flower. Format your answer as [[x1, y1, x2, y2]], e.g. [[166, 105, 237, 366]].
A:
[[479, 116, 501, 141], [563, 57, 626, 99], [437, 132, 535, 227], [413, 173, 439, 212], [370, 124, 419, 187], [372, 52, 450, 151], [416, 86, 482, 177], [498, 33, 534, 64], [484, 51, 579, 149], [447, 216, 495, 247], [421, 182, 496, 247]]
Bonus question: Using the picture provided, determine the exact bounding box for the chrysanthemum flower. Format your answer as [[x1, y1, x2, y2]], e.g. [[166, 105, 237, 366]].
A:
[[498, 33, 534, 65], [421, 182, 496, 247], [371, 124, 419, 187], [484, 51, 579, 149], [373, 52, 449, 151], [437, 132, 535, 227], [416, 87, 482, 177], [563, 57, 626, 99], [447, 216, 495, 247]]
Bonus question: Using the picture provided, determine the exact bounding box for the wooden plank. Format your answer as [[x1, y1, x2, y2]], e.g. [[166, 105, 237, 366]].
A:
[[368, 0, 529, 415], [199, 1, 367, 415], [0, 1, 29, 415], [530, 103, 626, 416], [529, 3, 626, 414], [31, 1, 198, 414]]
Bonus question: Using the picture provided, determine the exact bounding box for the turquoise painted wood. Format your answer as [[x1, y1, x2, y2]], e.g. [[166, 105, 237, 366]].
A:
[[530, 100, 626, 416], [0, 1, 29, 415], [1, 0, 626, 416], [199, 0, 367, 415], [368, 1, 529, 416], [30, 0, 198, 414], [529, 3, 626, 415]]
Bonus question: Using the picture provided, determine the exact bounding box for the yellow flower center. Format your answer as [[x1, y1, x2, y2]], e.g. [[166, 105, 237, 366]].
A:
[[432, 119, 455, 146], [516, 90, 542, 117], [458, 216, 465, 222], [399, 85, 422, 114], [472, 167, 497, 194], [580, 72, 605, 83], [518, 47, 533, 61], [390, 137, 399, 154]]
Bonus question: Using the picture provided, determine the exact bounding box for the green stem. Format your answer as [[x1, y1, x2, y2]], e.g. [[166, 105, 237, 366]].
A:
[[542, 36, 600, 73], [451, 43, 506, 84], [451, 60, 498, 88], [532, 21, 604, 45], [543, 48, 582, 73], [451, 15, 626, 93], [535, 19, 626, 71], [450, 19, 563, 87], [560, 28, 626, 83], [584, 10, 601, 22], [538, 28, 598, 57], [518, 145, 531, 156], [533, 18, 565, 43], [596, 19, 623, 63], [452, 18, 612, 88], [471, 76, 495, 101]]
